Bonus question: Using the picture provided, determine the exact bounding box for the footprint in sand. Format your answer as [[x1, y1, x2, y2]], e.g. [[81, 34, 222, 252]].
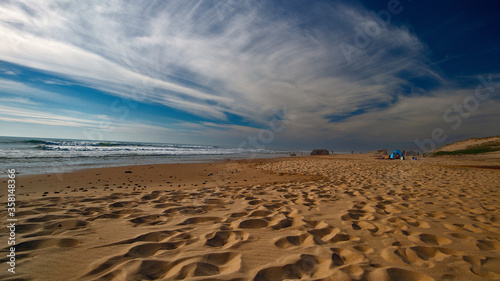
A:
[[33, 207, 66, 213], [341, 209, 373, 221], [153, 202, 178, 209], [15, 223, 43, 236], [74, 206, 107, 216], [351, 221, 379, 233], [449, 232, 473, 240], [274, 233, 319, 249], [303, 220, 330, 229], [230, 211, 248, 218], [125, 241, 186, 258], [326, 233, 359, 244], [101, 228, 193, 246], [366, 267, 435, 281], [165, 205, 209, 215], [15, 238, 80, 252], [443, 223, 483, 233], [238, 218, 269, 229], [476, 239, 500, 251], [179, 216, 225, 225], [385, 216, 431, 231], [108, 200, 138, 209], [129, 214, 168, 226], [381, 245, 463, 268], [249, 210, 272, 217], [173, 252, 242, 279], [481, 256, 500, 275], [330, 247, 365, 267], [307, 226, 341, 242], [354, 245, 374, 254], [417, 233, 452, 246], [460, 255, 500, 279], [254, 254, 330, 281], [263, 202, 287, 211], [88, 251, 242, 280], [26, 219, 90, 237], [92, 208, 143, 220], [15, 210, 41, 217], [129, 259, 172, 280], [25, 214, 75, 223], [270, 216, 298, 230], [204, 230, 251, 248], [402, 217, 431, 229]]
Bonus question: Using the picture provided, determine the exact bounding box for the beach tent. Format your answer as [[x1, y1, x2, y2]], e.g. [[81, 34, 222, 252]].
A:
[[389, 149, 403, 159]]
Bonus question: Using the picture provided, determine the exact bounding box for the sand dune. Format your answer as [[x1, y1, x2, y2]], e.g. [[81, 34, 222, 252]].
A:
[[0, 155, 499, 280], [433, 136, 500, 152]]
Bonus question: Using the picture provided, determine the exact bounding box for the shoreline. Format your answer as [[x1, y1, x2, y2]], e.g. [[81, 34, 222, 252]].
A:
[[3, 156, 320, 200], [0, 152, 296, 178]]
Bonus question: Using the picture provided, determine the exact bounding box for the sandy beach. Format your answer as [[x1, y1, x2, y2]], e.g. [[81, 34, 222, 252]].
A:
[[2, 0, 499, 279], [1, 155, 499, 281]]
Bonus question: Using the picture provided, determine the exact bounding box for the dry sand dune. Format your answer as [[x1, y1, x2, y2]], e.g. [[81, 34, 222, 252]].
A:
[[1, 155, 499, 280], [431, 136, 500, 155], [435, 136, 500, 151]]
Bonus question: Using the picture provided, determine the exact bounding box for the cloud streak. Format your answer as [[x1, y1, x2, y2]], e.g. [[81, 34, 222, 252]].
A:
[[0, 0, 498, 149]]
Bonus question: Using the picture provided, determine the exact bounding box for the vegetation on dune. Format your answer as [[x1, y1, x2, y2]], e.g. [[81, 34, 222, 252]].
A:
[[433, 141, 500, 156]]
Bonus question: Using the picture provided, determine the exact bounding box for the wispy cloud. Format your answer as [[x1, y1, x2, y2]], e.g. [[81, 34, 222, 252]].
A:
[[0, 96, 37, 105], [0, 105, 102, 127], [0, 104, 175, 140], [0, 78, 85, 105], [0, 1, 497, 148]]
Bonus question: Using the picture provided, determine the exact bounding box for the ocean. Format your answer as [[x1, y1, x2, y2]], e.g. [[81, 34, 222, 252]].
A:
[[0, 136, 291, 176]]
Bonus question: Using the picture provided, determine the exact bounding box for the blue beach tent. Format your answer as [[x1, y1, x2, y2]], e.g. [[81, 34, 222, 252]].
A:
[[390, 149, 403, 159]]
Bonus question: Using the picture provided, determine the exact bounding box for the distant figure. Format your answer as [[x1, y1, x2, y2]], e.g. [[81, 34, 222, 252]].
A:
[[351, 150, 353, 154]]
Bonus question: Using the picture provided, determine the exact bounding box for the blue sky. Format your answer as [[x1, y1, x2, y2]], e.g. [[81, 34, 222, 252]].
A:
[[0, 0, 499, 151]]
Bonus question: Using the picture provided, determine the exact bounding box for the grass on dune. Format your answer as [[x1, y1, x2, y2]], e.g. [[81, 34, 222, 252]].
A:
[[434, 141, 500, 156]]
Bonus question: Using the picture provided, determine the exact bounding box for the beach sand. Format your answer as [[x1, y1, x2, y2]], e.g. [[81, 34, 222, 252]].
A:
[[1, 155, 499, 280]]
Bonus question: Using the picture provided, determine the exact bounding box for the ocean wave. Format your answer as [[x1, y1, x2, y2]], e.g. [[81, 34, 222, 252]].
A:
[[24, 139, 48, 144], [26, 139, 216, 148], [1, 147, 275, 159], [0, 137, 284, 159]]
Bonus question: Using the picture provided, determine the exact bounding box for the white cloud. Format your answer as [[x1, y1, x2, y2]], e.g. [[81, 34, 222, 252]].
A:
[[0, 116, 88, 127], [0, 78, 84, 105], [0, 1, 496, 148], [0, 105, 101, 127], [0, 97, 37, 105], [0, 1, 432, 117], [0, 104, 177, 142]]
